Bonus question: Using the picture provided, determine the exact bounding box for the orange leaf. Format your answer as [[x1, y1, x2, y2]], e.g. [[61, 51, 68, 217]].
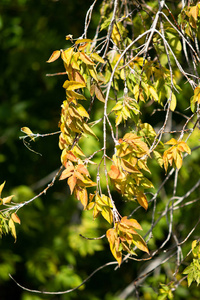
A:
[[46, 50, 60, 63], [59, 165, 74, 180], [108, 165, 124, 180], [65, 151, 78, 162], [120, 216, 143, 230], [76, 164, 89, 176], [68, 175, 77, 194], [76, 187, 88, 209], [11, 213, 21, 224]]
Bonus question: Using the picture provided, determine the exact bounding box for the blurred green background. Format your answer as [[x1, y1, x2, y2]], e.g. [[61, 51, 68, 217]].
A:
[[0, 1, 200, 299]]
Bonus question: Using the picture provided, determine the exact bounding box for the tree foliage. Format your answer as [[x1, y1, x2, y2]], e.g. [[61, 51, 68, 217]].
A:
[[1, 0, 200, 299]]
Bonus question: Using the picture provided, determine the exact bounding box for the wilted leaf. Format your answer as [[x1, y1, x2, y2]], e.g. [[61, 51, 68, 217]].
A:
[[94, 85, 105, 102]]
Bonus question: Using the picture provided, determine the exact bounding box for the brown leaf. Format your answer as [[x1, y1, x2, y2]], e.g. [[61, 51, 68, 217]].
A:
[[95, 85, 105, 102]]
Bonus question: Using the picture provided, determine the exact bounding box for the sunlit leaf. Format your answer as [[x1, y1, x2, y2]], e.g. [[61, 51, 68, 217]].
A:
[[68, 175, 77, 194], [136, 192, 148, 210], [46, 50, 60, 63], [2, 195, 14, 204], [11, 213, 21, 224], [90, 52, 105, 64], [108, 165, 124, 180], [63, 80, 86, 90], [75, 39, 92, 44], [0, 181, 6, 197], [21, 127, 35, 141], [132, 234, 149, 254], [9, 218, 17, 241], [61, 48, 74, 66], [79, 52, 95, 65]]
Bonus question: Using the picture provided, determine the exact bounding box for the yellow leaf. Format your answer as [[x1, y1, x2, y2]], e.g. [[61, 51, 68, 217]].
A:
[[175, 151, 182, 169], [61, 48, 73, 67], [132, 234, 149, 254], [0, 181, 6, 197], [178, 142, 191, 154], [170, 93, 177, 111], [82, 123, 98, 139], [75, 39, 92, 44], [46, 50, 60, 63], [165, 138, 178, 145], [111, 24, 121, 44], [76, 104, 90, 118], [66, 90, 86, 100], [121, 159, 140, 173], [21, 127, 35, 141], [148, 85, 159, 101], [79, 52, 95, 65], [136, 192, 148, 210], [112, 102, 123, 111], [9, 218, 17, 241], [63, 80, 86, 90], [2, 195, 14, 204], [90, 53, 105, 64], [88, 65, 98, 81], [106, 228, 122, 265], [101, 206, 113, 224]]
